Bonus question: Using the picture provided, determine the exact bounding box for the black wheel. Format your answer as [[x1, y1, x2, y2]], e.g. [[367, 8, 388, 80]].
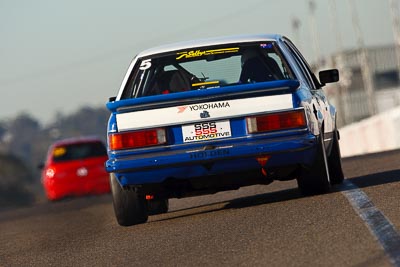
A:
[[110, 173, 148, 226], [148, 198, 169, 215], [297, 131, 331, 195], [328, 129, 344, 185]]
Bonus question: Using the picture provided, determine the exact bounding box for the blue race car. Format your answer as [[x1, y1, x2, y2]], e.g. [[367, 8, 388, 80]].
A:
[[105, 34, 344, 226]]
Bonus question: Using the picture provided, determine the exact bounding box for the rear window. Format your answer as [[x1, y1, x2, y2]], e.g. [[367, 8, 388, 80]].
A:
[[52, 142, 107, 162], [121, 41, 294, 99]]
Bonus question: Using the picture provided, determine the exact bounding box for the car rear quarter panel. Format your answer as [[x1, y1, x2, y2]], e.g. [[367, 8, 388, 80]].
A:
[[106, 80, 320, 187]]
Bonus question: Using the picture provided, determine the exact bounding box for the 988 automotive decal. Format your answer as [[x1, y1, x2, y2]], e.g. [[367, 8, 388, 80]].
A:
[[195, 122, 217, 135], [181, 120, 231, 143]]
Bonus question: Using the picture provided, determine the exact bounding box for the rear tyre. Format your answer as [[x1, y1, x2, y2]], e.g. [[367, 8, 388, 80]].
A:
[[110, 173, 148, 226], [148, 198, 169, 215], [297, 132, 331, 195], [328, 129, 345, 185]]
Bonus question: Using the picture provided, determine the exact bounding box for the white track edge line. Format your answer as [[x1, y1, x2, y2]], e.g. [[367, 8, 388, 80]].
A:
[[341, 179, 400, 267]]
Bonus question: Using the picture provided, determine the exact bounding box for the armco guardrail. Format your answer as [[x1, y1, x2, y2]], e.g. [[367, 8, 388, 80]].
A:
[[339, 106, 400, 157]]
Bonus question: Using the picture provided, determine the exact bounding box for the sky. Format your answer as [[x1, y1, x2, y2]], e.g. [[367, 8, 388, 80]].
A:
[[0, 0, 396, 125]]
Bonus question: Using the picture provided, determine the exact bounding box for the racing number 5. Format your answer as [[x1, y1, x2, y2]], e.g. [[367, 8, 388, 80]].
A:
[[139, 59, 151, 70]]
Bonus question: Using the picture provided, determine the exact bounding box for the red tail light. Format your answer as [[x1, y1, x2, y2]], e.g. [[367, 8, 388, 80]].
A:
[[109, 128, 166, 150], [246, 110, 306, 133], [146, 195, 154, 200]]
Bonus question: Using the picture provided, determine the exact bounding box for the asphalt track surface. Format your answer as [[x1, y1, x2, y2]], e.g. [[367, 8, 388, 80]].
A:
[[1, 149, 400, 266]]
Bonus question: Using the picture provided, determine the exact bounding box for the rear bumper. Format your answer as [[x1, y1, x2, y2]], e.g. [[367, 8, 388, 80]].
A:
[[106, 133, 318, 186]]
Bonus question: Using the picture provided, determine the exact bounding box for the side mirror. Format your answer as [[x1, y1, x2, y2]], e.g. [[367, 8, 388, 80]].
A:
[[319, 69, 339, 86], [109, 96, 116, 102]]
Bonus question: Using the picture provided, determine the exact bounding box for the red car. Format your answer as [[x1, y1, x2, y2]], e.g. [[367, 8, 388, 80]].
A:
[[41, 137, 110, 201]]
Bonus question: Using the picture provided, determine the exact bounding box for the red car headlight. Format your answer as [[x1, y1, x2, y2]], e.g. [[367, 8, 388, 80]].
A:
[[45, 168, 55, 179]]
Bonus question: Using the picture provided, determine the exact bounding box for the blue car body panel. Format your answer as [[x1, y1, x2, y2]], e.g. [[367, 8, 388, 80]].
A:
[[106, 81, 318, 184]]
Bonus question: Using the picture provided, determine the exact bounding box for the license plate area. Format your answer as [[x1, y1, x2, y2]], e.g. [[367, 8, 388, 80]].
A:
[[182, 120, 232, 143]]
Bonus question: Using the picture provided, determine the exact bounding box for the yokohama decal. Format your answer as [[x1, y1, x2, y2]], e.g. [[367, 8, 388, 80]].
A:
[[116, 94, 293, 131]]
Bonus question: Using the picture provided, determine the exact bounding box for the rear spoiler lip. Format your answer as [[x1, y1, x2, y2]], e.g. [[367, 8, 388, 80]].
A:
[[107, 80, 300, 113]]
